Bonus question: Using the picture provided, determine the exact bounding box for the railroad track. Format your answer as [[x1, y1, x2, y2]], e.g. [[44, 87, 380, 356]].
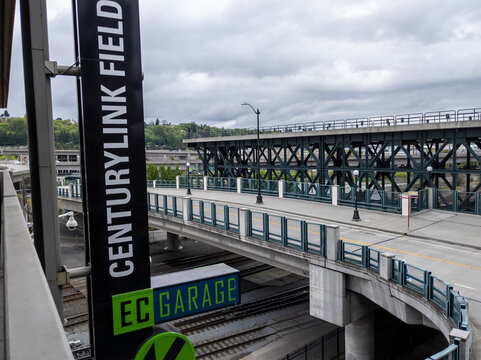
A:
[[65, 312, 89, 328], [173, 285, 309, 333], [195, 325, 273, 359], [72, 346, 91, 360]]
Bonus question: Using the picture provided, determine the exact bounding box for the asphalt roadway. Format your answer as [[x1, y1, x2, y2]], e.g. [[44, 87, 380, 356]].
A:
[[148, 186, 481, 358]]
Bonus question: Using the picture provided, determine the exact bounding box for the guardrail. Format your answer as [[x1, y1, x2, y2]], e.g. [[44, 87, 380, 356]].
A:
[[2, 171, 74, 359], [55, 176, 480, 216], [435, 189, 481, 215], [186, 107, 481, 139], [207, 176, 236, 192], [148, 192, 472, 359]]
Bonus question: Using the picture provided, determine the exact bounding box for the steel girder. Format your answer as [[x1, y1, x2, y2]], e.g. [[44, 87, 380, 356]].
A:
[[193, 127, 481, 193]]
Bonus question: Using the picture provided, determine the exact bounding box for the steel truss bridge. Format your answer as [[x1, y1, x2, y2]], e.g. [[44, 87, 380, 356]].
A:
[[185, 108, 481, 196]]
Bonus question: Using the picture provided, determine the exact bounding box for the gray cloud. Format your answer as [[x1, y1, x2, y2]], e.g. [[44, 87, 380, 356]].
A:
[[5, 0, 481, 129]]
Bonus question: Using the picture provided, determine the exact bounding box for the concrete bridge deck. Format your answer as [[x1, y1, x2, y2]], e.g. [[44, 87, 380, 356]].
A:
[[147, 186, 481, 357]]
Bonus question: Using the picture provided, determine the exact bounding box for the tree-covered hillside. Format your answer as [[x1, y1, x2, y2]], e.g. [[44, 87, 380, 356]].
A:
[[0, 116, 255, 149]]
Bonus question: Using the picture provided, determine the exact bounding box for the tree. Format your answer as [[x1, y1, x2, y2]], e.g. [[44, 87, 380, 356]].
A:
[[146, 164, 159, 180]]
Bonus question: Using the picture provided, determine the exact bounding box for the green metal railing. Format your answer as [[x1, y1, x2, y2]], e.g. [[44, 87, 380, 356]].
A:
[[339, 187, 402, 213], [337, 241, 380, 273], [248, 210, 327, 255], [155, 180, 176, 188], [284, 181, 331, 202], [57, 188, 69, 197], [69, 183, 82, 198], [146, 178, 479, 217], [179, 176, 204, 189], [241, 178, 279, 195], [148, 192, 471, 360], [207, 176, 237, 192]]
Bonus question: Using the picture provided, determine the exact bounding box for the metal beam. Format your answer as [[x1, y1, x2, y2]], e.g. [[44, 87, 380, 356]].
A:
[[19, 0, 63, 318]]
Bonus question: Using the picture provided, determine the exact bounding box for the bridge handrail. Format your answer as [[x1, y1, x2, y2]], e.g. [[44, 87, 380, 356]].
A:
[[2, 172, 74, 359], [147, 191, 471, 359], [185, 107, 481, 139]]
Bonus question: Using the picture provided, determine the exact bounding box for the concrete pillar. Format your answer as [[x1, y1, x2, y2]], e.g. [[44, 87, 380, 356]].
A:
[[380, 253, 395, 280], [183, 197, 191, 221], [345, 312, 375, 360], [449, 328, 471, 360], [332, 185, 339, 206], [237, 177, 242, 193], [176, 175, 180, 189], [401, 193, 409, 216], [239, 208, 249, 240], [326, 225, 340, 261], [203, 176, 208, 191], [427, 187, 434, 209], [309, 264, 349, 326], [153, 180, 157, 188], [164, 232, 182, 250], [278, 180, 285, 198]]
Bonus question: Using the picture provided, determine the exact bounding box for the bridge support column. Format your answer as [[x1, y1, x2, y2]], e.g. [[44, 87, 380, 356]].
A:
[[278, 180, 284, 198], [427, 187, 434, 209], [165, 232, 182, 251], [401, 193, 409, 216], [237, 177, 242, 193], [309, 264, 349, 326], [332, 185, 339, 206], [345, 312, 375, 360], [239, 208, 249, 240]]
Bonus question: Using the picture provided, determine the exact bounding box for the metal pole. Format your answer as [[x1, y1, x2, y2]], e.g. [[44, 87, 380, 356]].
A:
[[256, 109, 263, 204], [19, 0, 63, 318], [352, 172, 360, 221], [242, 102, 263, 204], [187, 163, 191, 195]]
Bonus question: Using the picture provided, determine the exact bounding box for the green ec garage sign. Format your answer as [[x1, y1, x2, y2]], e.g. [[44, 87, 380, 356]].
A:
[[112, 264, 240, 336]]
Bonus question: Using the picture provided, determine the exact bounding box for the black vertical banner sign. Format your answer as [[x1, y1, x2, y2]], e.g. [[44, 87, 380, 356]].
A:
[[76, 0, 152, 358]]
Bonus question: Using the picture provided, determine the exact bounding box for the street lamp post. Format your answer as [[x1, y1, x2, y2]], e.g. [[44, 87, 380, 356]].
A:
[[186, 162, 191, 195], [242, 102, 263, 204], [352, 169, 361, 221], [426, 165, 433, 188]]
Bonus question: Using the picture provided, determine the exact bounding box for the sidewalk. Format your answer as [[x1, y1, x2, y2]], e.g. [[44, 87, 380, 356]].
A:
[[148, 187, 481, 250]]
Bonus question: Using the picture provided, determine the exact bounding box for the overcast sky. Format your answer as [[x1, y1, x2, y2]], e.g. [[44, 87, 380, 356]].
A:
[[5, 0, 481, 128]]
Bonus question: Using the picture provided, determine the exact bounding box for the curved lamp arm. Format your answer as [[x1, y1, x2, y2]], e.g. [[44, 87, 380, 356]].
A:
[[241, 102, 260, 115]]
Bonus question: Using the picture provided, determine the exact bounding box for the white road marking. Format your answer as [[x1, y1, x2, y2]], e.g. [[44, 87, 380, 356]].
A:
[[454, 283, 477, 290]]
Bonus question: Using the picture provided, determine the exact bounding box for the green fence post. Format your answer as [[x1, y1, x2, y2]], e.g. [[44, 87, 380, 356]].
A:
[[172, 196, 177, 217], [281, 217, 288, 246], [301, 221, 308, 252], [424, 271, 432, 299], [154, 194, 159, 213], [263, 213, 269, 241], [224, 205, 229, 230], [321, 225, 326, 257], [211, 203, 216, 226], [200, 201, 204, 223], [453, 190, 458, 212], [163, 195, 168, 215], [477, 192, 481, 215], [189, 198, 193, 221], [147, 193, 151, 211], [362, 246, 368, 267], [337, 240, 344, 261]]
